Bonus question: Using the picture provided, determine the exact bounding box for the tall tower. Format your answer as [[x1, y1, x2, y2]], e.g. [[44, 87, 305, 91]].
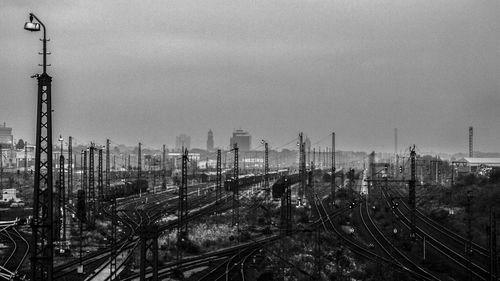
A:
[[207, 129, 214, 151], [394, 128, 398, 155], [469, 126, 473, 158]]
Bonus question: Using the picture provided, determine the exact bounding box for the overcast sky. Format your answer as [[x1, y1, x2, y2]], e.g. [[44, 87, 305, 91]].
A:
[[1, 0, 498, 153]]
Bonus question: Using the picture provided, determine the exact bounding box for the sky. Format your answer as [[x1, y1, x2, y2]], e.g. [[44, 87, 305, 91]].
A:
[[0, 0, 499, 154]]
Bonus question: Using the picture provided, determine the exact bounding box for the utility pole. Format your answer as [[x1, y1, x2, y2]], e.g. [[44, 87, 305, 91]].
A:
[[25, 12, 54, 281], [140, 224, 159, 281], [68, 136, 73, 203], [88, 143, 95, 227], [177, 148, 189, 274], [162, 144, 166, 190], [58, 154, 65, 241], [299, 133, 306, 203], [97, 148, 103, 213], [106, 140, 110, 192], [368, 152, 375, 201], [82, 150, 87, 223], [76, 189, 85, 274], [263, 141, 269, 199], [106, 139, 116, 280], [331, 132, 335, 203], [109, 186, 117, 280], [138, 142, 142, 182], [280, 178, 292, 236], [232, 143, 240, 230], [409, 145, 416, 238], [216, 149, 222, 205]]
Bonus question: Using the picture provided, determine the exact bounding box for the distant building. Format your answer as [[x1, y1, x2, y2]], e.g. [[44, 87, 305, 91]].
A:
[[175, 134, 191, 151], [0, 123, 13, 149], [15, 145, 35, 170], [207, 129, 214, 151], [461, 158, 500, 168], [230, 129, 251, 152]]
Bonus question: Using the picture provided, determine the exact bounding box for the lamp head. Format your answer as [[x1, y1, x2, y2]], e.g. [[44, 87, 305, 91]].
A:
[[24, 22, 40, 32]]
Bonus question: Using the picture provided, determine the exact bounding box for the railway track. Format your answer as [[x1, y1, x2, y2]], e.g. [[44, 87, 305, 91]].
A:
[[392, 187, 491, 259], [0, 225, 30, 280], [358, 198, 440, 280], [382, 186, 491, 280], [309, 184, 438, 280], [55, 178, 273, 280]]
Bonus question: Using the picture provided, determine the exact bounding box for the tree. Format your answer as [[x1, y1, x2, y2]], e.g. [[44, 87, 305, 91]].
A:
[[15, 139, 25, 150]]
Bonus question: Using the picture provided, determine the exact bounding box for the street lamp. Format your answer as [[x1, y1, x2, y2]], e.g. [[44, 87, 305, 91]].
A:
[[25, 12, 54, 281]]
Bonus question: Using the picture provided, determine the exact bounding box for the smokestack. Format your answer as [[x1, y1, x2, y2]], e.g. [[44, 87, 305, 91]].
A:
[[469, 126, 473, 157]]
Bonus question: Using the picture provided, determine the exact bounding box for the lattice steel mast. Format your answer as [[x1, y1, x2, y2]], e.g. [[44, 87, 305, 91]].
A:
[[26, 13, 54, 281]]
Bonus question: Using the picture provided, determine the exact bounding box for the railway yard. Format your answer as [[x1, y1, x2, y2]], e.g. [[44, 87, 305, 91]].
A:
[[2, 154, 500, 281]]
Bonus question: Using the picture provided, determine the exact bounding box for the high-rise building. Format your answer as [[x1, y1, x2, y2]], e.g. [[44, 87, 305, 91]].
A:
[[175, 134, 191, 151], [207, 129, 214, 151], [0, 122, 13, 149], [230, 129, 251, 152]]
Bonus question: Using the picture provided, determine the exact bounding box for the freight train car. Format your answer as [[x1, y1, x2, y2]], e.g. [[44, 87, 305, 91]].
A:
[[223, 170, 290, 192], [224, 173, 260, 192], [103, 179, 148, 200]]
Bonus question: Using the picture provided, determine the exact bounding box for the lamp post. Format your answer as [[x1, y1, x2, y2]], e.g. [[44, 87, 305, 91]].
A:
[[25, 13, 54, 281]]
